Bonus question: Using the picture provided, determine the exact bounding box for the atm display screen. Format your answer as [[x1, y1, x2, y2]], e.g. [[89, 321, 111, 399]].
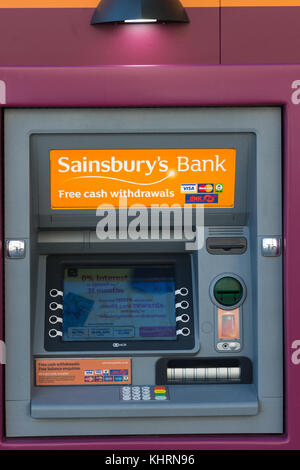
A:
[[62, 266, 176, 342]]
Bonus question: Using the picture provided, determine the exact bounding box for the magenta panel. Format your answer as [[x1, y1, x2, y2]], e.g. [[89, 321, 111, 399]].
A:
[[221, 7, 300, 64], [0, 110, 3, 444], [0, 8, 219, 66]]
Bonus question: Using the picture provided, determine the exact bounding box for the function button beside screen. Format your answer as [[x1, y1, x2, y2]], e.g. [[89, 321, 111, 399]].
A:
[[177, 327, 190, 337], [49, 302, 63, 311], [48, 329, 62, 338], [49, 315, 63, 325], [176, 314, 190, 323], [49, 289, 63, 298], [175, 300, 189, 310], [175, 287, 189, 296]]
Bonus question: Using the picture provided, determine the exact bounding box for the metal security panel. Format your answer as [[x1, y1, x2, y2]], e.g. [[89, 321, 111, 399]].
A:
[[4, 107, 282, 437]]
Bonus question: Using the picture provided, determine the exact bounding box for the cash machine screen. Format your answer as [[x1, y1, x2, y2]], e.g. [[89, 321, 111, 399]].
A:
[[62, 265, 176, 342], [45, 254, 195, 352]]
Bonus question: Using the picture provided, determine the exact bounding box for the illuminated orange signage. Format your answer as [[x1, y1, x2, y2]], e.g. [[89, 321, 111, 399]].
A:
[[50, 148, 236, 209]]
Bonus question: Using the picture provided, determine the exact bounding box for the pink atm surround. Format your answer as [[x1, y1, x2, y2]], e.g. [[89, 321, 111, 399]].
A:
[[0, 64, 299, 450]]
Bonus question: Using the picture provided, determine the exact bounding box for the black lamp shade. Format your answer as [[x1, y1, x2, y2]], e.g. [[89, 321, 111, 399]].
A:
[[91, 0, 190, 24]]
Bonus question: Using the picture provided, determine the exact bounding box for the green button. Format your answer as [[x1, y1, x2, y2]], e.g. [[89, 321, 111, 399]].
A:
[[214, 277, 243, 307]]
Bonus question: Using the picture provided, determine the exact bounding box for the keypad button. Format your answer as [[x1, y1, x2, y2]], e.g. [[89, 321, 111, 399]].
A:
[[120, 385, 168, 401]]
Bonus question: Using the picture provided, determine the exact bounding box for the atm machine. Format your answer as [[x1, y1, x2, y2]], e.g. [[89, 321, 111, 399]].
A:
[[2, 0, 299, 452], [4, 107, 283, 437]]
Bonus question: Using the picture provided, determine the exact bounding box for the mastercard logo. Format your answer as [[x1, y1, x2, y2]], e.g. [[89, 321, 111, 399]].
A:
[[198, 184, 214, 193]]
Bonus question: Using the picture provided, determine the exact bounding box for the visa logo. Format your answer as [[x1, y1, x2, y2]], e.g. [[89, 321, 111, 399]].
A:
[[180, 184, 197, 194]]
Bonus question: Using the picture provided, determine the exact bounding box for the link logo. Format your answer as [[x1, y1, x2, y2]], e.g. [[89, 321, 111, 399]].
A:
[[185, 194, 218, 204]]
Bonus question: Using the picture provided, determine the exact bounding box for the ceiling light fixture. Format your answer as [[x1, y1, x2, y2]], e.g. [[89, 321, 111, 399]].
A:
[[91, 0, 189, 25]]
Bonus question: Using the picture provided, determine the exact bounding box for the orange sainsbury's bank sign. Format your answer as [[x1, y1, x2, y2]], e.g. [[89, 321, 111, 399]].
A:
[[50, 148, 236, 209]]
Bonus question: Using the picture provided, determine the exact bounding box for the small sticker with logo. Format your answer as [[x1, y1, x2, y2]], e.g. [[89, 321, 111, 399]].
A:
[[110, 369, 129, 375], [185, 194, 219, 204], [114, 376, 124, 382], [180, 184, 197, 194], [198, 184, 214, 193], [84, 376, 95, 383], [35, 358, 132, 386], [104, 376, 114, 382], [215, 184, 223, 193], [95, 375, 103, 382]]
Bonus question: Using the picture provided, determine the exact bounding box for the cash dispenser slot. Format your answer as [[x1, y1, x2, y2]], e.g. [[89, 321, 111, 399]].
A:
[[206, 237, 247, 255], [156, 357, 252, 385]]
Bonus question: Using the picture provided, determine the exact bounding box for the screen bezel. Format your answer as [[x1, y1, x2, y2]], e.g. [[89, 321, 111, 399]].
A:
[[44, 253, 195, 352]]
